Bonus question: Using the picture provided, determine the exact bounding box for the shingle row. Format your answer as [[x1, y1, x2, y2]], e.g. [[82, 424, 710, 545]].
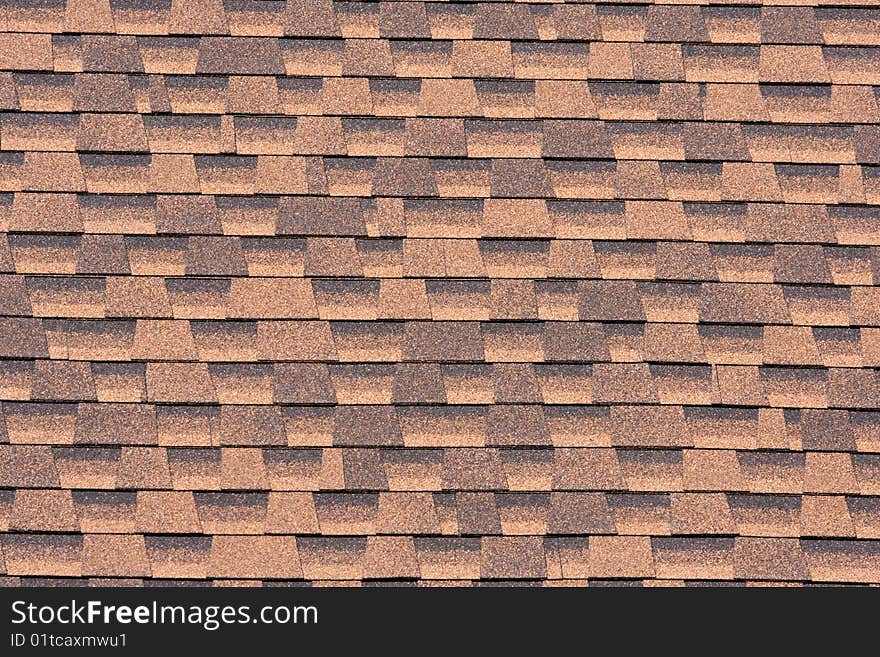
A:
[[7, 318, 880, 365], [4, 116, 880, 163], [5, 353, 880, 404], [2, 532, 879, 582], [3, 488, 880, 539], [2, 278, 879, 324], [2, 2, 878, 44], [2, 397, 880, 446], [6, 578, 871, 588], [0, 160, 880, 208], [2, 445, 879, 491], [5, 235, 880, 285], [6, 75, 880, 124], [3, 34, 879, 82], [3, 195, 880, 243], [2, 360, 880, 406]]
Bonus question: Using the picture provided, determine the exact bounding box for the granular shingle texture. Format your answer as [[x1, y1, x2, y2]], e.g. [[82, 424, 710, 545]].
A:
[[1, 0, 880, 588]]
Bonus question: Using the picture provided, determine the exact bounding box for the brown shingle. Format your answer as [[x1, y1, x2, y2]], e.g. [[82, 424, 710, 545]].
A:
[[12, 193, 82, 232], [5, 402, 78, 445], [78, 113, 147, 152], [4, 534, 83, 577], [578, 281, 645, 321], [734, 537, 807, 581], [804, 539, 880, 583], [606, 492, 668, 535], [53, 447, 120, 489], [480, 537, 545, 579], [330, 363, 393, 404], [381, 449, 441, 491], [10, 490, 78, 532], [297, 536, 364, 579], [442, 448, 505, 490], [117, 446, 171, 489], [375, 492, 439, 534], [553, 448, 623, 490], [163, 75, 225, 114], [367, 78, 417, 117], [264, 492, 319, 534], [166, 446, 221, 489], [168, 0, 227, 35], [219, 406, 284, 446], [210, 536, 300, 579], [590, 536, 654, 578], [336, 2, 378, 39], [414, 537, 480, 579], [494, 492, 545, 534], [363, 536, 419, 579], [71, 74, 132, 112], [670, 493, 734, 535], [280, 39, 342, 77], [0, 34, 54, 71], [729, 494, 801, 537], [333, 407, 401, 447], [263, 448, 328, 488], [76, 403, 156, 446], [197, 37, 283, 75], [194, 492, 268, 535], [75, 491, 137, 534], [273, 363, 335, 404], [137, 491, 200, 534], [156, 194, 221, 233], [547, 492, 613, 534], [487, 406, 548, 446], [146, 535, 211, 579], [146, 362, 215, 403], [848, 497, 880, 539], [399, 407, 486, 448], [653, 537, 734, 580]]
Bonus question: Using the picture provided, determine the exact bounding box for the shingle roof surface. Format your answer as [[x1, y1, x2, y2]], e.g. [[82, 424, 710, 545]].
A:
[[2, 0, 880, 587]]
